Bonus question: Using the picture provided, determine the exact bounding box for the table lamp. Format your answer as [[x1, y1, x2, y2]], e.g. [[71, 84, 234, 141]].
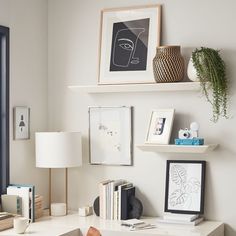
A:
[[35, 132, 82, 216]]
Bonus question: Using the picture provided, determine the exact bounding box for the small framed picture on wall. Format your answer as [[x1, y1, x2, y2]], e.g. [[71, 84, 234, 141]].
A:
[[13, 107, 30, 140], [165, 160, 206, 214], [89, 106, 133, 165], [145, 109, 175, 144]]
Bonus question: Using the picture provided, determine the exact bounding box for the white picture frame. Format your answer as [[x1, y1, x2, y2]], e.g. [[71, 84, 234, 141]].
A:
[[89, 106, 132, 165], [145, 109, 175, 144], [13, 107, 30, 140], [98, 5, 162, 85]]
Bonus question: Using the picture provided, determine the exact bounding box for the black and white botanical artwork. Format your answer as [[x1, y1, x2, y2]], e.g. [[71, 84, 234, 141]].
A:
[[109, 18, 150, 72], [167, 163, 202, 212]]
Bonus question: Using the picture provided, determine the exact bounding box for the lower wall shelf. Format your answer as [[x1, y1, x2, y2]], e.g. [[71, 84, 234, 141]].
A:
[[137, 144, 218, 154]]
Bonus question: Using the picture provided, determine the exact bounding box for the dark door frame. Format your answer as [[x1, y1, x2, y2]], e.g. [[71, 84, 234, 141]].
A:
[[0, 25, 9, 194]]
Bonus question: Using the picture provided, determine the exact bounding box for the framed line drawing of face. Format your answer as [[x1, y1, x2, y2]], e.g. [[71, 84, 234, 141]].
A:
[[164, 160, 206, 214], [98, 5, 161, 84], [145, 109, 175, 144], [89, 106, 133, 166]]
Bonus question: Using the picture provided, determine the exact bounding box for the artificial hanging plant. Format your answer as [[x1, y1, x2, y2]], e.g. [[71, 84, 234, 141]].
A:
[[191, 47, 228, 122]]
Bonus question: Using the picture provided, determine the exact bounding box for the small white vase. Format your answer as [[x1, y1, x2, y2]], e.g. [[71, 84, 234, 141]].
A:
[[187, 56, 200, 82]]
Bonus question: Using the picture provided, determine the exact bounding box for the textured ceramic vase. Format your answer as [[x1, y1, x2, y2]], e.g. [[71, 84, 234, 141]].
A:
[[187, 56, 200, 81], [153, 46, 185, 83]]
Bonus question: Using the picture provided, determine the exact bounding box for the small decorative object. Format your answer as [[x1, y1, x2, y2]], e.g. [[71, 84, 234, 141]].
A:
[[78, 206, 93, 217], [175, 138, 204, 146], [190, 47, 228, 122], [178, 122, 199, 139], [145, 109, 175, 144], [153, 46, 184, 83], [176, 122, 204, 145], [93, 197, 100, 216], [13, 107, 30, 140], [89, 107, 132, 165], [165, 160, 206, 214], [51, 203, 66, 216], [86, 226, 101, 236], [128, 196, 143, 219], [98, 5, 161, 84]]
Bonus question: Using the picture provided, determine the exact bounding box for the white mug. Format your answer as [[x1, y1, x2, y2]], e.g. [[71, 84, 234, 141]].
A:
[[13, 217, 30, 234]]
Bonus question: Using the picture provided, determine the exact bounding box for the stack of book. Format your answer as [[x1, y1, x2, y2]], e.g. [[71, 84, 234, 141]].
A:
[[0, 213, 14, 231], [99, 180, 135, 220], [35, 195, 43, 219], [157, 213, 204, 226]]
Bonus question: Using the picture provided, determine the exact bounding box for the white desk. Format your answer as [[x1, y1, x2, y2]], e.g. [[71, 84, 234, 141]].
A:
[[0, 213, 224, 236]]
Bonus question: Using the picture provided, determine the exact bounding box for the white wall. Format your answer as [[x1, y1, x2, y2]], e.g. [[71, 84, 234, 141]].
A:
[[0, 0, 49, 205], [52, 0, 236, 235]]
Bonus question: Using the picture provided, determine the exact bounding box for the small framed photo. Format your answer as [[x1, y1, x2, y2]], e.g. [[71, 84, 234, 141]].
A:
[[145, 109, 175, 144], [165, 160, 206, 214], [13, 107, 30, 140], [89, 106, 132, 165], [98, 5, 162, 84]]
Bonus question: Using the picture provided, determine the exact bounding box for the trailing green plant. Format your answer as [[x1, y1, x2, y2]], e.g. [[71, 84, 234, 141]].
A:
[[192, 47, 228, 122]]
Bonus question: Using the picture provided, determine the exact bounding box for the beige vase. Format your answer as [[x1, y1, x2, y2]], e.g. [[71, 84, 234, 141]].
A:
[[153, 46, 185, 83]]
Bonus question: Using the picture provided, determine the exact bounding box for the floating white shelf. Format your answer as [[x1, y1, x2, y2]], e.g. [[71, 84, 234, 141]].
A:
[[137, 144, 218, 154], [68, 82, 202, 94]]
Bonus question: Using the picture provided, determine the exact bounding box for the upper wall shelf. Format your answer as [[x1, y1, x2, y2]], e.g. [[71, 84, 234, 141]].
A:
[[68, 82, 202, 94], [137, 144, 218, 154]]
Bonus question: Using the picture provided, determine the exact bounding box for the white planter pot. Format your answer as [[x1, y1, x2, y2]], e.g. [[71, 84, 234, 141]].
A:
[[187, 56, 200, 82]]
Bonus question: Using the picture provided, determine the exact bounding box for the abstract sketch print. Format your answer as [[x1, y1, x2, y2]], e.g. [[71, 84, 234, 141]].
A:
[[98, 121, 120, 153], [168, 164, 201, 211], [110, 18, 150, 72]]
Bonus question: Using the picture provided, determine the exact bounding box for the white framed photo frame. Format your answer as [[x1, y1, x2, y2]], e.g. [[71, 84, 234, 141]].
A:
[[89, 106, 133, 165], [145, 109, 175, 144], [98, 5, 162, 85], [13, 107, 30, 140]]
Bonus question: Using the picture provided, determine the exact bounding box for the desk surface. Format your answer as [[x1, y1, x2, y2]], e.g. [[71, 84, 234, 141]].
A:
[[0, 212, 224, 236]]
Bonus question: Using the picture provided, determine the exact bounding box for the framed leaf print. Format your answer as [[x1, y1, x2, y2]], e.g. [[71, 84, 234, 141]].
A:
[[165, 160, 206, 214]]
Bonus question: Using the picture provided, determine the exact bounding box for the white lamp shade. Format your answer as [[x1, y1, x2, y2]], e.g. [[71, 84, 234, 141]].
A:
[[35, 132, 82, 168]]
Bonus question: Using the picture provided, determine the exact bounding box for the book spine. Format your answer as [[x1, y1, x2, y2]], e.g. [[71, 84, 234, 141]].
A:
[[99, 182, 104, 219], [113, 191, 118, 220]]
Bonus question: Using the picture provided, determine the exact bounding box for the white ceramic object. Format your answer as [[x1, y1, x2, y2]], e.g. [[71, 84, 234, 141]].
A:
[[78, 206, 93, 216], [51, 203, 67, 216], [14, 217, 30, 234], [187, 56, 200, 81]]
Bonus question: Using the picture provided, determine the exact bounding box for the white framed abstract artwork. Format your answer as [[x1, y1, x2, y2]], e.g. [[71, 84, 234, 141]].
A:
[[145, 109, 175, 144], [89, 106, 132, 165], [165, 160, 206, 214], [13, 107, 30, 140]]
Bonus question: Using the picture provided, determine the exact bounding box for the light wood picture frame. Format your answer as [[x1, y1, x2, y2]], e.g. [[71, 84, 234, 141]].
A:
[[89, 106, 133, 165], [13, 107, 30, 140], [98, 5, 162, 85], [145, 109, 175, 144]]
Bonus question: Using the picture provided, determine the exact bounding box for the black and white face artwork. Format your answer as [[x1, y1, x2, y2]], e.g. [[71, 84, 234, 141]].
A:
[[110, 18, 150, 72]]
